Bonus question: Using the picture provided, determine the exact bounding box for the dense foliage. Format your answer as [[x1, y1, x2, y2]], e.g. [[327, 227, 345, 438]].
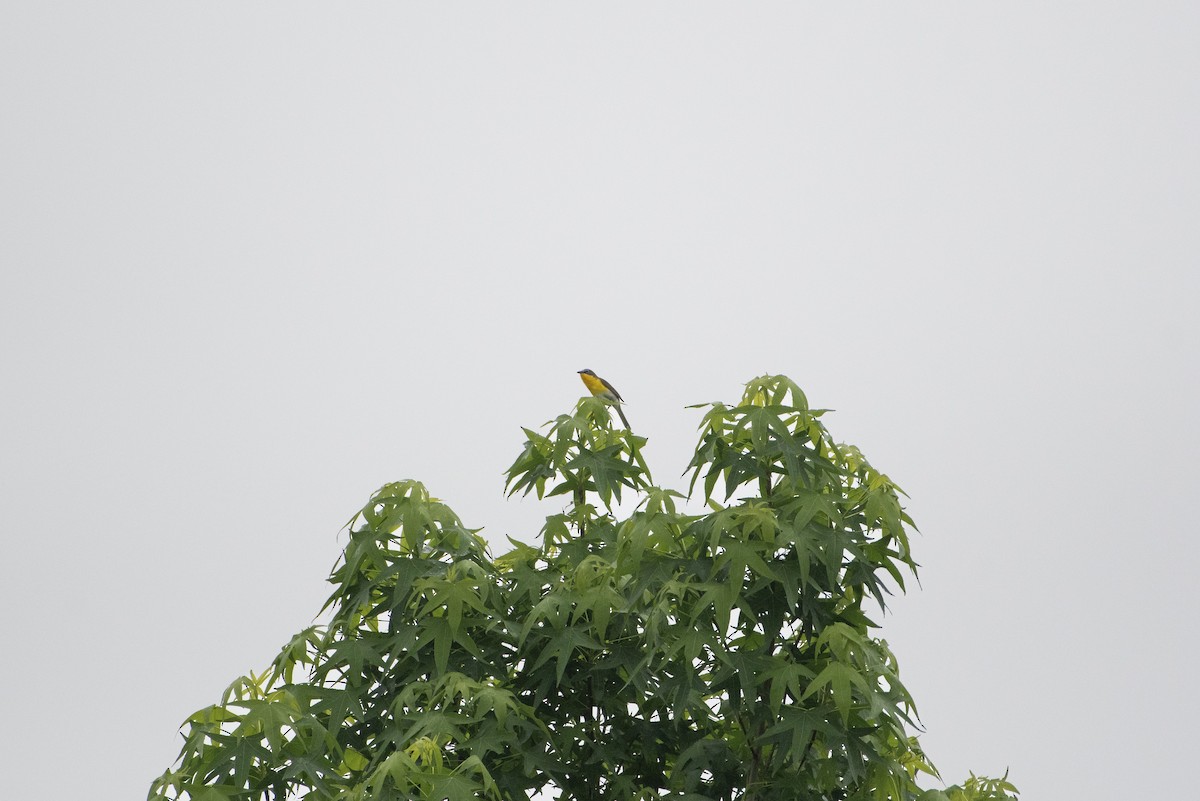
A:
[[151, 375, 1017, 801]]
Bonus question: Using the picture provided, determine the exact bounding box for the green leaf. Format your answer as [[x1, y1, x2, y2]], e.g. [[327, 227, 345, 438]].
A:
[[801, 661, 871, 726], [185, 788, 235, 801], [342, 746, 369, 772]]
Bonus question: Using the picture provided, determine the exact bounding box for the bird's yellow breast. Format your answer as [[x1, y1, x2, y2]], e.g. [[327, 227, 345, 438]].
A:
[[580, 372, 608, 396]]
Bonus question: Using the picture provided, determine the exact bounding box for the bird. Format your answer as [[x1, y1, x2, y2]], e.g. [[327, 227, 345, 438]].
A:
[[577, 369, 631, 430]]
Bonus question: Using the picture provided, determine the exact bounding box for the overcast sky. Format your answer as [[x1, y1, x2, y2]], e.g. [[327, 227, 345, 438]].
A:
[[2, 4, 1197, 800]]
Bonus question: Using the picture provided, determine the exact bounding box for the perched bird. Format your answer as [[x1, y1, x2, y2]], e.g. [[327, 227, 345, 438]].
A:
[[577, 369, 631, 430]]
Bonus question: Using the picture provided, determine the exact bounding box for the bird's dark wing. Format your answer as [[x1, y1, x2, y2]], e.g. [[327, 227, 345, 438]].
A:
[[599, 377, 624, 402]]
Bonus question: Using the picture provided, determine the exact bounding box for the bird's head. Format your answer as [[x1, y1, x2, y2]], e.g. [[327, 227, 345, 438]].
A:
[[578, 369, 595, 376]]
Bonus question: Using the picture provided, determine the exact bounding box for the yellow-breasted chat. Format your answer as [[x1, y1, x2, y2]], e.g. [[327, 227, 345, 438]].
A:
[[577, 369, 631, 430]]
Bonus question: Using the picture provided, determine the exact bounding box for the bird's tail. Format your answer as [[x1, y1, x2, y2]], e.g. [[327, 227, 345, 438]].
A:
[[615, 404, 631, 431]]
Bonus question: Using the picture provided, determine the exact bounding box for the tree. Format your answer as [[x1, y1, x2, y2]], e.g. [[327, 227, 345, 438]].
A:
[[150, 375, 1018, 801]]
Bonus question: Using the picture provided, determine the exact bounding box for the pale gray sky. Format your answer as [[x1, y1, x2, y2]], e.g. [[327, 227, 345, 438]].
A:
[[2, 4, 1197, 799]]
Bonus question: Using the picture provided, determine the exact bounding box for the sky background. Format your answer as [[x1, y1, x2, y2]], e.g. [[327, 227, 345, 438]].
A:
[[2, 3, 1197, 799]]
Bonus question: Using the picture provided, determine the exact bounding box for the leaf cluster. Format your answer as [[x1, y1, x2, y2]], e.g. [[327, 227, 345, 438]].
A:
[[151, 376, 1018, 801]]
